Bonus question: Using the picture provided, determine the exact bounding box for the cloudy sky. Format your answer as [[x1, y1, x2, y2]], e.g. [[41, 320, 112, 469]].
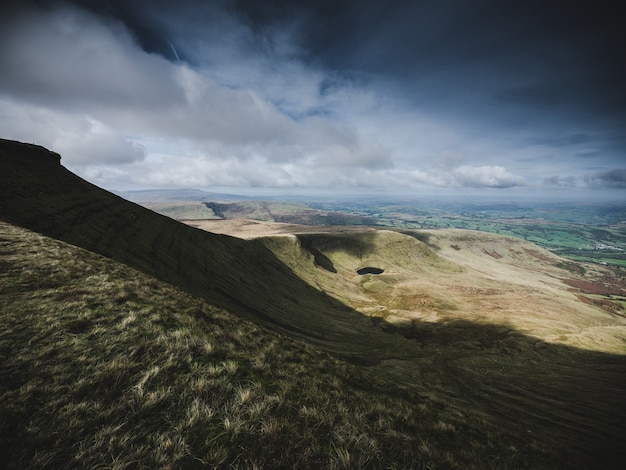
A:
[[1, 0, 625, 197]]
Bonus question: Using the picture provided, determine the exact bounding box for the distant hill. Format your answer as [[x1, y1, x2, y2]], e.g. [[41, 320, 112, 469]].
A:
[[2, 138, 626, 468], [118, 188, 248, 202], [120, 188, 377, 225]]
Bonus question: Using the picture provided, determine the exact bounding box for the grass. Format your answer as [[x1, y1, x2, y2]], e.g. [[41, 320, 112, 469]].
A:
[[3, 225, 626, 470], [139, 202, 220, 220], [263, 228, 626, 351], [0, 221, 558, 469], [2, 140, 626, 468]]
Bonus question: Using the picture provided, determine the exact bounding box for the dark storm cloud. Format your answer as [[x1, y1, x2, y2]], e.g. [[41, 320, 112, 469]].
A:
[[274, 1, 626, 99], [92, 0, 626, 130], [19, 0, 626, 130], [585, 169, 626, 190], [215, 0, 626, 171], [1, 0, 624, 193]]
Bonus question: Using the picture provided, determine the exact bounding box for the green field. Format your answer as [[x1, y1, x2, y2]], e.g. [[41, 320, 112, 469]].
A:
[[306, 198, 626, 267], [122, 188, 626, 267]]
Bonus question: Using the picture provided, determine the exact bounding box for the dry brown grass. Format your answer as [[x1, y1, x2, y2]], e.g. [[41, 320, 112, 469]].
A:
[[3, 221, 568, 469], [236, 226, 626, 355]]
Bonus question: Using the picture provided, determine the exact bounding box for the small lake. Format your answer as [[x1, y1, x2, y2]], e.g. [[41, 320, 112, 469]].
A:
[[356, 267, 384, 275]]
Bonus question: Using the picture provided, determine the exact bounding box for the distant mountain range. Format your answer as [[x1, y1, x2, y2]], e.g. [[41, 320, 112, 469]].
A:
[[116, 188, 249, 202]]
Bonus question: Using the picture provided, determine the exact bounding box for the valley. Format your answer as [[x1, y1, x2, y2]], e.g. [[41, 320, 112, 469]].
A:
[[2, 139, 626, 468], [126, 191, 626, 268], [188, 221, 626, 354]]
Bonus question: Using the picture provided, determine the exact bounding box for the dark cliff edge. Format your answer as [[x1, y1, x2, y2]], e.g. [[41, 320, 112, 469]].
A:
[[0, 138, 61, 166], [0, 138, 405, 361]]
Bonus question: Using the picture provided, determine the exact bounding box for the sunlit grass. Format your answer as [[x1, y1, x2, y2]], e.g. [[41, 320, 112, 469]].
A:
[[0, 215, 624, 469], [2, 221, 557, 469]]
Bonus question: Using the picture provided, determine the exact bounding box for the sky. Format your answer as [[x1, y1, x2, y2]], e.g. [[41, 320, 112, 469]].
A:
[[1, 0, 625, 198]]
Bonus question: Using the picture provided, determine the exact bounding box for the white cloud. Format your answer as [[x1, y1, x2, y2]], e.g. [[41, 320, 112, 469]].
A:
[[452, 165, 526, 188], [408, 165, 525, 189], [0, 3, 182, 110], [409, 169, 452, 187], [2, 1, 608, 196], [0, 98, 144, 164], [59, 124, 146, 165]]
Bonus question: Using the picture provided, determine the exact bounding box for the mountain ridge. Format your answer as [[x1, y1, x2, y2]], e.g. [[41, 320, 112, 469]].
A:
[[2, 138, 626, 468], [0, 138, 412, 361]]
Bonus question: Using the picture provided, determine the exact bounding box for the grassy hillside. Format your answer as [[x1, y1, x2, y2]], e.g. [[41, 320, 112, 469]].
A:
[[3, 220, 530, 468], [0, 138, 401, 361], [139, 201, 221, 220], [2, 139, 626, 468], [257, 228, 625, 350], [4, 220, 625, 469]]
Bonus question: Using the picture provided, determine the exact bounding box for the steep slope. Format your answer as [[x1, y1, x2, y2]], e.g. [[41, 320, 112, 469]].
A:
[[2, 138, 626, 467], [0, 138, 406, 360], [3, 220, 544, 468]]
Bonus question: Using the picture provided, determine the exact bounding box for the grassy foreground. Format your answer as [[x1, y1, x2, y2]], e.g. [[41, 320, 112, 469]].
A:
[[1, 221, 555, 469]]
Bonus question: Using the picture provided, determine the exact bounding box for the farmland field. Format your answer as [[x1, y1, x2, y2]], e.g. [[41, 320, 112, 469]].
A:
[[131, 190, 626, 268], [304, 197, 626, 267]]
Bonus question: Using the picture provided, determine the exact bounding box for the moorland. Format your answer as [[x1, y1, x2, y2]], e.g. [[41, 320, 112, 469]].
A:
[[125, 190, 626, 268], [1, 138, 626, 469]]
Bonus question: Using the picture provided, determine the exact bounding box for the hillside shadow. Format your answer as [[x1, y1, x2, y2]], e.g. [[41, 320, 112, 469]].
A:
[[2, 142, 626, 468], [396, 229, 441, 250], [296, 235, 337, 273], [296, 232, 379, 260], [373, 317, 626, 470], [204, 201, 228, 219]]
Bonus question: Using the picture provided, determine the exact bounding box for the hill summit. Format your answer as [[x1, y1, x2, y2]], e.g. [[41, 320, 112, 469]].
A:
[[0, 137, 61, 166]]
